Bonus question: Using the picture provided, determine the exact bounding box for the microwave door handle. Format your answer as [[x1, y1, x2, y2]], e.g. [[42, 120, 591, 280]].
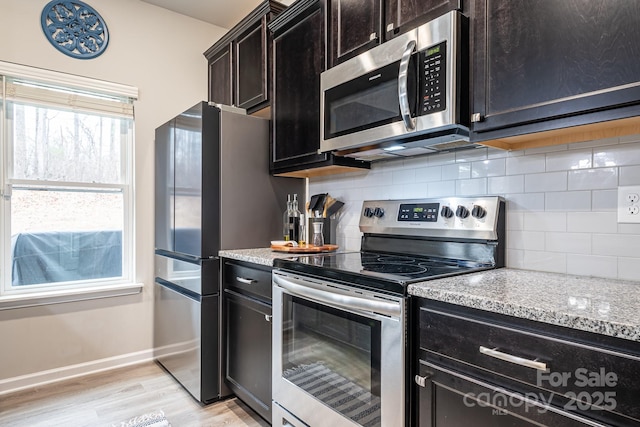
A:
[[398, 40, 417, 131]]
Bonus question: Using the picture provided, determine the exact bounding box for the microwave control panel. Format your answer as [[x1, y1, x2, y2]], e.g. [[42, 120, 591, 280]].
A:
[[420, 41, 446, 115]]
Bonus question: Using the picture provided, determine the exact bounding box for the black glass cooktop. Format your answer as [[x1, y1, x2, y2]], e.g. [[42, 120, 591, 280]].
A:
[[274, 251, 494, 295]]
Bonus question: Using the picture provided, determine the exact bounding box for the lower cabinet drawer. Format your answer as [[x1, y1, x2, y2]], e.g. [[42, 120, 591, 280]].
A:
[[222, 259, 272, 301], [419, 305, 640, 423], [417, 359, 609, 427]]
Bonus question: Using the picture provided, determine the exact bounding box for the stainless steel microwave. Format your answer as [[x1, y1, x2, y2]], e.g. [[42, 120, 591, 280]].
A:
[[320, 11, 470, 158]]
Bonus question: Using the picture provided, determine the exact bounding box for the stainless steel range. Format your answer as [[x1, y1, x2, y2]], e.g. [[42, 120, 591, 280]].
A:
[[272, 196, 505, 427]]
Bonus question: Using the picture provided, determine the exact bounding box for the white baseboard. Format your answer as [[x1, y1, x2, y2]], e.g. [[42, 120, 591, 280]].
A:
[[0, 349, 155, 396]]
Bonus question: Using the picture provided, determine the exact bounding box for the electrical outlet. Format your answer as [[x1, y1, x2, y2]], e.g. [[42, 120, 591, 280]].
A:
[[618, 186, 640, 223]]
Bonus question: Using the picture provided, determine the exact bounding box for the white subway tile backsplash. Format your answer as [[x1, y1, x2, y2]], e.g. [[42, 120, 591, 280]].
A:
[[567, 254, 617, 279], [594, 142, 640, 167], [567, 212, 618, 233], [505, 193, 545, 211], [414, 165, 442, 183], [506, 212, 524, 231], [618, 257, 640, 281], [472, 158, 506, 178], [545, 191, 591, 211], [487, 148, 510, 159], [442, 163, 471, 180], [545, 232, 591, 254], [618, 223, 640, 234], [592, 190, 618, 211], [489, 175, 524, 194], [619, 134, 640, 144], [427, 152, 456, 165], [456, 178, 487, 196], [455, 147, 488, 162], [308, 135, 640, 281], [506, 249, 525, 268], [427, 180, 456, 197], [571, 137, 619, 149], [545, 149, 592, 171], [619, 165, 640, 185], [506, 154, 546, 175], [568, 168, 618, 190], [523, 251, 567, 273], [392, 168, 416, 184], [507, 230, 545, 250], [525, 144, 568, 155], [525, 171, 567, 192], [523, 212, 567, 232], [592, 234, 639, 257]]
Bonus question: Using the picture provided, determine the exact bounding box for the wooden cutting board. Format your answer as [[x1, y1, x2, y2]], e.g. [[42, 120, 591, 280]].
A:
[[270, 244, 339, 253]]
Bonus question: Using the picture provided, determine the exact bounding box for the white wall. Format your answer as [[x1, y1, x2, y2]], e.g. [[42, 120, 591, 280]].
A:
[[310, 137, 640, 281], [0, 0, 226, 389]]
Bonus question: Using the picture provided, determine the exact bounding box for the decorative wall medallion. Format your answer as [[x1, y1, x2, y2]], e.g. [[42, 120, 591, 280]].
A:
[[40, 0, 109, 59]]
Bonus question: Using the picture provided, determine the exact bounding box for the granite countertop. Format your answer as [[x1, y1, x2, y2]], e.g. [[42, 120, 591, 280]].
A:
[[219, 248, 294, 267], [408, 269, 640, 342]]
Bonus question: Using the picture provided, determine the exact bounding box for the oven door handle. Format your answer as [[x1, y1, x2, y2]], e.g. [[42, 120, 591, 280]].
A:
[[273, 274, 401, 318], [398, 39, 416, 131]]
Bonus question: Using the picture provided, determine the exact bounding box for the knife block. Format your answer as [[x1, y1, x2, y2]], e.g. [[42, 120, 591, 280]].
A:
[[309, 218, 337, 245]]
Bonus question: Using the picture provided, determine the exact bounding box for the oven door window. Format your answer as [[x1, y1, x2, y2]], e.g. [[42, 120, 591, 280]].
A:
[[324, 60, 416, 140], [282, 294, 382, 427]]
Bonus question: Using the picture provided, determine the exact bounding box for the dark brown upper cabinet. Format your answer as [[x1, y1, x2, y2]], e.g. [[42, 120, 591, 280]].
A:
[[269, 0, 370, 177], [207, 45, 232, 107], [471, 0, 640, 150], [328, 0, 461, 67], [204, 1, 286, 114]]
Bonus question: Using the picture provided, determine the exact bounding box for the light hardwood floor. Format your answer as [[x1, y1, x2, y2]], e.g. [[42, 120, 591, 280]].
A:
[[0, 362, 270, 427]]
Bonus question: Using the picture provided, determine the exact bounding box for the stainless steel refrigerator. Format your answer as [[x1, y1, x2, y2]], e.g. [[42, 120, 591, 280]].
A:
[[153, 101, 302, 404]]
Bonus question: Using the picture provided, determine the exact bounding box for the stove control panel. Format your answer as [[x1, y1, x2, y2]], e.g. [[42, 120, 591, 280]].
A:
[[360, 196, 505, 240]]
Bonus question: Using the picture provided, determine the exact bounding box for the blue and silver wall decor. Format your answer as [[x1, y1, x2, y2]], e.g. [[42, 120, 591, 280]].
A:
[[40, 0, 109, 59]]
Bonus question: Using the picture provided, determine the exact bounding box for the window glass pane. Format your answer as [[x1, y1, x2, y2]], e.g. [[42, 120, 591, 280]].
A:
[[9, 102, 126, 184], [10, 188, 124, 287]]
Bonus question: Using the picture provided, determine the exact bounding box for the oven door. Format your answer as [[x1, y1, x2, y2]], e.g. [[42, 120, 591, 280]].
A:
[[272, 271, 406, 427]]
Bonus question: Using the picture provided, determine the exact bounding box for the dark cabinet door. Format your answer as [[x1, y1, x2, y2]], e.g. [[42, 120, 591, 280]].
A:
[[329, 0, 383, 67], [208, 44, 233, 106], [384, 0, 460, 38], [224, 289, 272, 421], [271, 3, 331, 170], [472, 0, 640, 138], [235, 20, 268, 110]]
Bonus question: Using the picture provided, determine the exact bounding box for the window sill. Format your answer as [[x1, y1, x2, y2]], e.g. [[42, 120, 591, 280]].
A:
[[0, 282, 143, 310]]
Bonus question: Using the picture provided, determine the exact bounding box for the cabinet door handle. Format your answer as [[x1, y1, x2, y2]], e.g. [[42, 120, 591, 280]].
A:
[[264, 314, 272, 322], [235, 276, 257, 285], [479, 346, 548, 371], [369, 32, 378, 41], [398, 40, 417, 131]]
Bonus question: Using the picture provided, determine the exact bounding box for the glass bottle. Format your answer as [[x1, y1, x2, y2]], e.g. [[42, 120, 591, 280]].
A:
[[283, 194, 291, 240], [289, 194, 300, 242], [298, 214, 306, 245]]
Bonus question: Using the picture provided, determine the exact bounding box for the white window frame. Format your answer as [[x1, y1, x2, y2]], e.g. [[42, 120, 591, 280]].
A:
[[0, 61, 140, 309]]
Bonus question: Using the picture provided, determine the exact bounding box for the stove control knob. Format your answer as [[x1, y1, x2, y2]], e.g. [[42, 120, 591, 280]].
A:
[[440, 206, 454, 219], [373, 207, 385, 218], [364, 207, 374, 218], [472, 205, 487, 219], [456, 205, 470, 219]]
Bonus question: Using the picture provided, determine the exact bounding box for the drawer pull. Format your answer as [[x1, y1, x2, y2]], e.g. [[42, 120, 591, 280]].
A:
[[479, 346, 548, 371], [236, 276, 257, 285], [414, 374, 431, 387], [265, 314, 272, 322]]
